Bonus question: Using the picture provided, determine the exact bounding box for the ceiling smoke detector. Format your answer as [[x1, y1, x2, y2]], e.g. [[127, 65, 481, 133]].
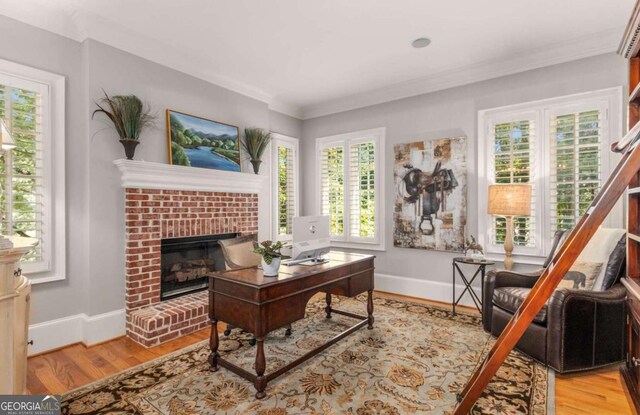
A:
[[412, 37, 431, 48]]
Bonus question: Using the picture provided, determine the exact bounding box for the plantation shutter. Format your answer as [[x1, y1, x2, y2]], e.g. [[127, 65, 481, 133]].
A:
[[348, 141, 376, 239], [0, 83, 43, 261], [490, 119, 536, 247], [277, 144, 296, 236], [550, 109, 602, 231], [320, 145, 345, 237]]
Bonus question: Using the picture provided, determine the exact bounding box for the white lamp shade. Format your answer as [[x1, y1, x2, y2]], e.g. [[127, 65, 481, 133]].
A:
[[488, 184, 532, 216], [0, 119, 16, 150]]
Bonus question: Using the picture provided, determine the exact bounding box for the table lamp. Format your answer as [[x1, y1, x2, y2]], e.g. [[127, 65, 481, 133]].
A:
[[0, 118, 16, 249], [488, 184, 532, 270]]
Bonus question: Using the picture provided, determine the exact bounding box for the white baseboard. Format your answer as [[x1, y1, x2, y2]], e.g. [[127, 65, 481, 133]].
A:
[[375, 273, 482, 309], [28, 314, 84, 355], [82, 309, 126, 346], [28, 309, 125, 355], [28, 274, 476, 355]]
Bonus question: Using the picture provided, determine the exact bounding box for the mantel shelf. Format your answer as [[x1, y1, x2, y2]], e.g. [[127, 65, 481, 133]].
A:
[[113, 159, 267, 194]]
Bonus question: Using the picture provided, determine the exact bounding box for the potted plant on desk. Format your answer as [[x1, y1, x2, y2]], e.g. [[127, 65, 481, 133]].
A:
[[254, 240, 286, 276]]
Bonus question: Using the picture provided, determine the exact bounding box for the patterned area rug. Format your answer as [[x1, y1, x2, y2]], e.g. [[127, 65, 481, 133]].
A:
[[62, 295, 553, 414]]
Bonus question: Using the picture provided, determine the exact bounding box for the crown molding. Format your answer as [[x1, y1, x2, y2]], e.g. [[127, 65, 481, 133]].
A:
[[1, 6, 623, 122], [619, 0, 640, 58], [300, 27, 624, 120], [81, 11, 306, 119], [267, 100, 303, 119], [0, 7, 304, 119]]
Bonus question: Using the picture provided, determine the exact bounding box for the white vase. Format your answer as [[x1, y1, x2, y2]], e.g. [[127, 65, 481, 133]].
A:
[[262, 257, 281, 277]]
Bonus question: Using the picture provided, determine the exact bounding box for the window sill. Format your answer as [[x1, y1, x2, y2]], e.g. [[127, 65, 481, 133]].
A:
[[482, 251, 546, 267], [28, 274, 65, 285], [330, 241, 386, 252], [22, 261, 65, 285]]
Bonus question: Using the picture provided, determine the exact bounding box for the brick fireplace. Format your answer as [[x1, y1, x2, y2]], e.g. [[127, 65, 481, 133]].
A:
[[115, 159, 265, 347]]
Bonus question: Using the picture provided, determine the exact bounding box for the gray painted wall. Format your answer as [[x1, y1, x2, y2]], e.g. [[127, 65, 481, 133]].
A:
[[0, 14, 628, 327], [269, 110, 302, 138], [0, 16, 302, 324], [0, 15, 88, 324], [85, 39, 275, 316], [301, 53, 627, 285]]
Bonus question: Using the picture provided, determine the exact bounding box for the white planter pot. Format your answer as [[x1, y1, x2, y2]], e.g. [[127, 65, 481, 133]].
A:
[[262, 257, 281, 277]]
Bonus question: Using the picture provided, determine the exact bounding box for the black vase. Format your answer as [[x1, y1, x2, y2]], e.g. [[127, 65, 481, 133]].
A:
[[120, 139, 139, 160], [250, 159, 262, 174]]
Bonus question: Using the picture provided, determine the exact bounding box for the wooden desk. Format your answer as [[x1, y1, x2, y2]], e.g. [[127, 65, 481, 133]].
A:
[[208, 251, 375, 398]]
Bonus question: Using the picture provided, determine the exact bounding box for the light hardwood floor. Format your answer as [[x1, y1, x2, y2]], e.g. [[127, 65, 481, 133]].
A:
[[27, 292, 634, 414]]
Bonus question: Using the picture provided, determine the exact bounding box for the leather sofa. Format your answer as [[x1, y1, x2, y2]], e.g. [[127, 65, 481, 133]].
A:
[[482, 229, 627, 373]]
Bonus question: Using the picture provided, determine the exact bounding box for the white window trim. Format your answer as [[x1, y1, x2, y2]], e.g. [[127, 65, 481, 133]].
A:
[[477, 87, 623, 264], [271, 133, 299, 242], [315, 127, 386, 251], [0, 58, 66, 284]]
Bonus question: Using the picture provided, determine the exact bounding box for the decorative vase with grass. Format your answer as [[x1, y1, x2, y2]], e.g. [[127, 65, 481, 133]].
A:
[[92, 91, 155, 160], [242, 127, 272, 174], [254, 240, 286, 276]]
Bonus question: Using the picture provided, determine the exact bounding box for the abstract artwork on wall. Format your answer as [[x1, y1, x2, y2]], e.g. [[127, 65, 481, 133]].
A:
[[167, 109, 241, 172], [393, 136, 467, 252]]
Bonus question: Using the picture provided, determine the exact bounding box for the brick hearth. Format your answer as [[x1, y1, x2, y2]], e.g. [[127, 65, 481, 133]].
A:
[[124, 188, 258, 347]]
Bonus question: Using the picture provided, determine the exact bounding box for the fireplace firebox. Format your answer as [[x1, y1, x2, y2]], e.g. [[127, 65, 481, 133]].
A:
[[160, 233, 237, 301]]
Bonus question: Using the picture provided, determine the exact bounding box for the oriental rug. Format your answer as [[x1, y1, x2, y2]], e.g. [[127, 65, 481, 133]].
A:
[[62, 295, 553, 414]]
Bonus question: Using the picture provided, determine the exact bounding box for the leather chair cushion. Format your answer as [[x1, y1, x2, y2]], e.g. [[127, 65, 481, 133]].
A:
[[493, 287, 548, 324], [218, 234, 261, 269], [579, 228, 626, 289], [600, 235, 626, 290]]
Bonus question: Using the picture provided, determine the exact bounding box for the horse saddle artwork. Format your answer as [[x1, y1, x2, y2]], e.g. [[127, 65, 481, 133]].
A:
[[400, 161, 459, 235]]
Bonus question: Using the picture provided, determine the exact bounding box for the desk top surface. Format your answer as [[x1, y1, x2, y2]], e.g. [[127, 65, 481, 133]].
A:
[[208, 251, 375, 288]]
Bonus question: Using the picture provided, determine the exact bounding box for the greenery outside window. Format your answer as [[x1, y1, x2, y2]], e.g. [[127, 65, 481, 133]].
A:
[[316, 128, 385, 250], [0, 59, 66, 283], [272, 134, 299, 241], [478, 88, 621, 262]]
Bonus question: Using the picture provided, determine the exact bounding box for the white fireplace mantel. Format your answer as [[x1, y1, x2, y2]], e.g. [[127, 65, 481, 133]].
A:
[[113, 159, 268, 193]]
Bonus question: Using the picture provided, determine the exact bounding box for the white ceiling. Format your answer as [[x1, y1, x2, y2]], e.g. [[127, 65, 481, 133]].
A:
[[0, 0, 635, 119]]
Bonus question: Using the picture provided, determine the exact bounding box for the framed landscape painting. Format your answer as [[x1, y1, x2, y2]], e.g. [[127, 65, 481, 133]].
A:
[[167, 109, 241, 172]]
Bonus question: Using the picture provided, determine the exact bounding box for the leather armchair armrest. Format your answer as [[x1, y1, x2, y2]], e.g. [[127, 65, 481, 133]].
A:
[[482, 269, 541, 332], [547, 284, 627, 373], [548, 284, 627, 308], [493, 269, 542, 289]]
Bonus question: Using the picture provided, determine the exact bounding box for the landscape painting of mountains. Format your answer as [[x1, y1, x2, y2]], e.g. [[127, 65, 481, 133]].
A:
[[167, 109, 241, 172]]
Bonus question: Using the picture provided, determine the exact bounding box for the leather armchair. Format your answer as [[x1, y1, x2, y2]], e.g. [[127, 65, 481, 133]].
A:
[[482, 230, 627, 373]]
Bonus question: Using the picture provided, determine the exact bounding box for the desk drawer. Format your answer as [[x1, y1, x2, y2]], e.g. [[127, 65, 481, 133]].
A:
[[262, 259, 373, 301]]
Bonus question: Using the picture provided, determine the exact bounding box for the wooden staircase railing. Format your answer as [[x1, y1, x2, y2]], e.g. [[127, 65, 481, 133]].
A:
[[454, 125, 640, 414]]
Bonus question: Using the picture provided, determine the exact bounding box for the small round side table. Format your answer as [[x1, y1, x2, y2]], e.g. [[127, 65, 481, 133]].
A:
[[452, 257, 495, 315]]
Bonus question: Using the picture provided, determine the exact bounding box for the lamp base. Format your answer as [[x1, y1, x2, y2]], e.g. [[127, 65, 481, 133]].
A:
[[503, 216, 514, 270]]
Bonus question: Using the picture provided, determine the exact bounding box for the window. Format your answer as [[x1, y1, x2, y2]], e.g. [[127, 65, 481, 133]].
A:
[[492, 119, 536, 248], [478, 88, 621, 262], [549, 109, 602, 231], [316, 128, 385, 250], [0, 59, 65, 283], [272, 134, 299, 241]]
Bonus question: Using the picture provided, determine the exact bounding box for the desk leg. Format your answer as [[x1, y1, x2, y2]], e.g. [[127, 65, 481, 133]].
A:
[[325, 293, 332, 319], [208, 318, 219, 372], [254, 337, 267, 399], [367, 290, 374, 329]]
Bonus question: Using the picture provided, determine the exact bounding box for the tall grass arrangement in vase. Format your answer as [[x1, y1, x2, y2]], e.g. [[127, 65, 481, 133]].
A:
[[92, 91, 155, 160], [242, 127, 272, 174]]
